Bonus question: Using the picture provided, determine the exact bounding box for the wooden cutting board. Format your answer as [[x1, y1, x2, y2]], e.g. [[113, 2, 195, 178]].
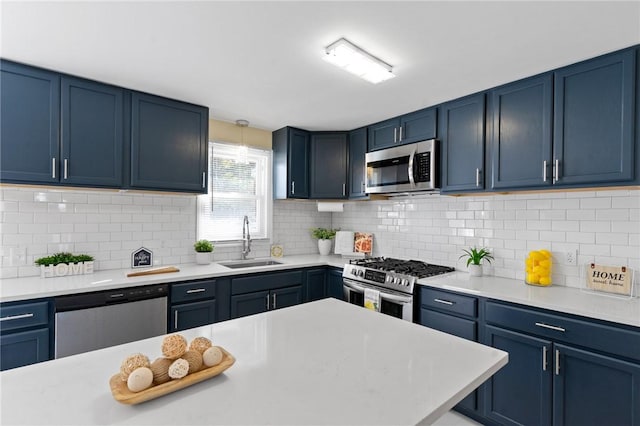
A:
[[109, 347, 235, 405], [126, 266, 179, 277]]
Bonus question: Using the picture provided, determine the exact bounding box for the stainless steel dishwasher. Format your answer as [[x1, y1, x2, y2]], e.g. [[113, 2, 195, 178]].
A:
[[54, 284, 168, 358]]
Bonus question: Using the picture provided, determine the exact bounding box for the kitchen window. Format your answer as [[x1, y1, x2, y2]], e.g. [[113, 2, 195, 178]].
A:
[[197, 142, 272, 242]]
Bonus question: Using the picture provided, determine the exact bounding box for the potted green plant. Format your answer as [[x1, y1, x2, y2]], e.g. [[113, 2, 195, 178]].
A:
[[35, 252, 94, 278], [194, 240, 214, 265], [459, 247, 494, 277], [311, 228, 338, 256]]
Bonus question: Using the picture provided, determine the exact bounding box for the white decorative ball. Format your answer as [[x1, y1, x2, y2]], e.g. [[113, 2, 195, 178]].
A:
[[168, 358, 190, 379], [202, 346, 223, 367], [126, 367, 153, 393]]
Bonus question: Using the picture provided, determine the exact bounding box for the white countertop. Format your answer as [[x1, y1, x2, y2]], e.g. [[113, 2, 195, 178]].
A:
[[0, 254, 346, 303], [0, 298, 508, 426], [419, 272, 640, 328]]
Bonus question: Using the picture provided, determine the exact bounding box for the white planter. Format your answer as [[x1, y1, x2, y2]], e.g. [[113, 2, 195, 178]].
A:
[[195, 252, 212, 265], [40, 261, 94, 278], [468, 264, 483, 277], [317, 239, 333, 256]]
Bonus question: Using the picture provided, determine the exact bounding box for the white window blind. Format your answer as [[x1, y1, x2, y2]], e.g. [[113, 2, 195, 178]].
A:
[[197, 142, 272, 242]]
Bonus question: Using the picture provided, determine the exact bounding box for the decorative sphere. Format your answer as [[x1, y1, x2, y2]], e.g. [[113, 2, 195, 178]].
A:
[[120, 353, 150, 382], [168, 358, 190, 379], [127, 367, 153, 393], [181, 350, 203, 374], [202, 346, 223, 367], [189, 337, 213, 354], [150, 357, 173, 385], [162, 334, 187, 359]]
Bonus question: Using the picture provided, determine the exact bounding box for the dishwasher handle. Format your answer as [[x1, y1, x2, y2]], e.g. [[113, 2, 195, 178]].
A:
[[55, 284, 168, 311]]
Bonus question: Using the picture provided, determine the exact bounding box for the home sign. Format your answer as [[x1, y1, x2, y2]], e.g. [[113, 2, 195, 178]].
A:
[[132, 247, 153, 268], [586, 263, 632, 296]]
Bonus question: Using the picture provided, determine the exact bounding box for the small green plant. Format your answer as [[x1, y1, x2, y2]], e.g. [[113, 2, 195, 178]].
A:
[[194, 239, 214, 253], [459, 247, 494, 266], [311, 228, 338, 240], [35, 252, 94, 267]]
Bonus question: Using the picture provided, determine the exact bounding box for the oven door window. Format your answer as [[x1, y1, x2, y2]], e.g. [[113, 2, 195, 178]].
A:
[[367, 156, 410, 188], [380, 299, 404, 319]]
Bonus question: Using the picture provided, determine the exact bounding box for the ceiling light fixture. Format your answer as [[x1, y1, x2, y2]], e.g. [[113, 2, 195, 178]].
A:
[[323, 38, 395, 84]]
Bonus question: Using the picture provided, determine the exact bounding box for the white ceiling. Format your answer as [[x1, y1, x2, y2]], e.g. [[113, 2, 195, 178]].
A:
[[2, 1, 639, 132]]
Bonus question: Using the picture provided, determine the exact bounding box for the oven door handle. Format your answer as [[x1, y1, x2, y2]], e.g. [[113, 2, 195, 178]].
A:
[[408, 146, 417, 187], [343, 279, 413, 304]]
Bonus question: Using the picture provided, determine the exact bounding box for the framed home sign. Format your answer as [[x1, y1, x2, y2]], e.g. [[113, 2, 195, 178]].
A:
[[584, 263, 634, 298], [132, 247, 153, 269]]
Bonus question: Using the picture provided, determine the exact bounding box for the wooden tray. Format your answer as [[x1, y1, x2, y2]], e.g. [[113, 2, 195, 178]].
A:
[[126, 266, 180, 277], [109, 347, 235, 405]]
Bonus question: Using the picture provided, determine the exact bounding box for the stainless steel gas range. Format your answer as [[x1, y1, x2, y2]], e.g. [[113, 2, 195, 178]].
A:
[[342, 257, 455, 322]]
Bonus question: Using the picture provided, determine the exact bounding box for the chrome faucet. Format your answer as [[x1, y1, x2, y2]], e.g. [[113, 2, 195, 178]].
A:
[[241, 215, 251, 260]]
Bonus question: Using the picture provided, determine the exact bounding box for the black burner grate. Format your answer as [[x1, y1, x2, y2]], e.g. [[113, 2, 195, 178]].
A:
[[350, 257, 454, 278]]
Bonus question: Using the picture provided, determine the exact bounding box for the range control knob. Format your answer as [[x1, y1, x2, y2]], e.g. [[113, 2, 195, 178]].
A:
[[401, 279, 409, 286], [357, 270, 364, 277]]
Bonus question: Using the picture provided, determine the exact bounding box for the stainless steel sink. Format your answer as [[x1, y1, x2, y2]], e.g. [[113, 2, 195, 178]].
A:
[[218, 259, 283, 269]]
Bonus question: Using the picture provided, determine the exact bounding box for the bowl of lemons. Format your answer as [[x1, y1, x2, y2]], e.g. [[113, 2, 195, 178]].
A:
[[525, 250, 553, 286]]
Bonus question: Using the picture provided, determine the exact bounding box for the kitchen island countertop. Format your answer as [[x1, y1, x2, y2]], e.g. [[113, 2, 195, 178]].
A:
[[0, 298, 507, 425]]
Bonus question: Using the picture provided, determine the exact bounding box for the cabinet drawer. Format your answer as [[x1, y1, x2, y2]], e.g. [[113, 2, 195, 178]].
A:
[[0, 301, 50, 333], [171, 280, 216, 303], [421, 309, 477, 341], [232, 271, 304, 295], [420, 288, 477, 318], [485, 301, 640, 362]]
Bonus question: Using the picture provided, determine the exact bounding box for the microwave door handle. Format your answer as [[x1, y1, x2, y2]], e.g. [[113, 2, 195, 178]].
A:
[[408, 147, 417, 187]]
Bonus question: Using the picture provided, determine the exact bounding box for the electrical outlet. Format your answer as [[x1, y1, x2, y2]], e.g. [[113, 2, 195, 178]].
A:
[[565, 250, 577, 266]]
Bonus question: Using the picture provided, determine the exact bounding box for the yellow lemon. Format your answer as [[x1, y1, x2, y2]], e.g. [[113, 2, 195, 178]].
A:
[[525, 258, 533, 267], [540, 259, 552, 268], [530, 251, 544, 261], [539, 276, 552, 286], [539, 249, 552, 259], [527, 273, 539, 284]]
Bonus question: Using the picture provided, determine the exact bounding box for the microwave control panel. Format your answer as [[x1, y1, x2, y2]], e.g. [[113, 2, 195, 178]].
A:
[[414, 152, 431, 182]]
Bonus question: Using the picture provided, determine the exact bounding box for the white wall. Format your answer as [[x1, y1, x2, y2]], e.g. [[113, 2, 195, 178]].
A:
[[332, 189, 640, 289], [2, 185, 638, 291]]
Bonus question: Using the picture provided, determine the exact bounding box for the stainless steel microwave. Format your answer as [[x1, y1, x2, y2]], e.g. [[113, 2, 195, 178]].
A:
[[365, 139, 439, 194]]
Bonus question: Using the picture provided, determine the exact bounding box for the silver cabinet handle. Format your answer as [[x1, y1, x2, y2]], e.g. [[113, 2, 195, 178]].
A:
[[291, 181, 295, 195], [393, 127, 398, 143], [202, 172, 206, 188], [63, 159, 68, 179], [0, 313, 34, 322], [109, 293, 125, 298], [554, 159, 559, 183], [543, 160, 548, 182], [399, 125, 403, 142], [266, 294, 270, 310], [52, 157, 56, 179], [342, 183, 346, 197], [535, 322, 566, 332], [542, 346, 548, 371], [186, 288, 206, 294], [174, 311, 179, 330], [555, 349, 560, 375], [434, 298, 454, 306], [476, 168, 481, 187], [272, 293, 277, 309]]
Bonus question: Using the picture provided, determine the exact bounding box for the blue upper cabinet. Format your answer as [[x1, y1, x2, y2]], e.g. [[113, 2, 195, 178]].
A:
[[273, 127, 310, 199], [348, 127, 368, 198], [0, 60, 60, 184], [490, 74, 553, 190], [553, 48, 636, 186], [440, 93, 486, 193], [61, 77, 124, 187], [130, 92, 208, 193], [310, 132, 348, 199], [367, 107, 436, 151]]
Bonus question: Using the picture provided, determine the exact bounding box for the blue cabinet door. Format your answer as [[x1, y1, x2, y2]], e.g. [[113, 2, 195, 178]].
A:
[[272, 286, 303, 310], [310, 132, 348, 198], [327, 269, 344, 300], [288, 128, 310, 198], [400, 108, 436, 144], [553, 49, 636, 186], [231, 290, 269, 319], [440, 94, 486, 192], [61, 77, 123, 187], [305, 268, 327, 302], [490, 74, 553, 189], [367, 117, 399, 151], [553, 343, 640, 426], [170, 299, 217, 332], [0, 328, 50, 371], [484, 325, 552, 426], [130, 92, 208, 193], [0, 60, 60, 184], [348, 127, 368, 198]]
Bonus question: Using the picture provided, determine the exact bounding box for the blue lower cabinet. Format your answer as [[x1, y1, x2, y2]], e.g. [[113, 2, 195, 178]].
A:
[[327, 269, 344, 300], [553, 343, 640, 426], [272, 286, 303, 310], [169, 299, 216, 332], [231, 290, 269, 318], [484, 325, 553, 426], [0, 328, 50, 371], [305, 269, 327, 302]]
